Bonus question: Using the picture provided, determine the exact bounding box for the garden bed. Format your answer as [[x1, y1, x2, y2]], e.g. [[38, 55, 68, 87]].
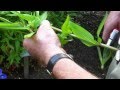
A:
[[5, 11, 111, 79]]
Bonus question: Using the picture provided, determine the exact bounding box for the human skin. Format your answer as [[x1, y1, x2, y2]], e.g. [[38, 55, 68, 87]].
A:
[[102, 11, 120, 42], [23, 11, 120, 79], [23, 20, 97, 79]]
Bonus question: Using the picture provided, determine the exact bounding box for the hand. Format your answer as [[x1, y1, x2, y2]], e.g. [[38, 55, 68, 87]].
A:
[[23, 20, 66, 66], [102, 11, 120, 42]]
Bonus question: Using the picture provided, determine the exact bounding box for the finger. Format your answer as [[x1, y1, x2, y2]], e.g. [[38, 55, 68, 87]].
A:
[[102, 21, 117, 42], [23, 38, 34, 50], [37, 20, 56, 37], [40, 20, 52, 30], [41, 20, 51, 27]]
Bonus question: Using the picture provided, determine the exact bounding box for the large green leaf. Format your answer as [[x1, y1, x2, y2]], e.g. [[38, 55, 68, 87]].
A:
[[97, 12, 108, 37], [81, 40, 96, 47], [69, 21, 99, 46], [61, 15, 72, 35], [39, 11, 47, 22], [0, 22, 29, 30], [11, 11, 36, 22]]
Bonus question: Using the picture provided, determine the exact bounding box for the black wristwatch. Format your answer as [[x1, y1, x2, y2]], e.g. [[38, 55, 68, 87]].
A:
[[46, 53, 73, 75]]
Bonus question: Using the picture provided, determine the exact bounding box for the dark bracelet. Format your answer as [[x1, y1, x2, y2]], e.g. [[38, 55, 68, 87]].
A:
[[46, 53, 73, 74]]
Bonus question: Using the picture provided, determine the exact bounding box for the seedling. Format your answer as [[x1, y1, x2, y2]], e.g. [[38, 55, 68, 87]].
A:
[[52, 12, 117, 69]]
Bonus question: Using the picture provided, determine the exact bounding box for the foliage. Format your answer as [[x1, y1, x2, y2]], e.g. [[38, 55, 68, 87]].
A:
[[0, 11, 113, 70], [0, 11, 47, 68]]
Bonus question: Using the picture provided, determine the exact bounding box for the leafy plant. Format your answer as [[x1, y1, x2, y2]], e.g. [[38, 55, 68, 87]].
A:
[[0, 11, 47, 68], [52, 12, 117, 69], [0, 11, 117, 70]]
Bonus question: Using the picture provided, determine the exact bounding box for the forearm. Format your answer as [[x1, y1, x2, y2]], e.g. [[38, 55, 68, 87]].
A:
[[52, 58, 98, 79], [43, 47, 98, 79]]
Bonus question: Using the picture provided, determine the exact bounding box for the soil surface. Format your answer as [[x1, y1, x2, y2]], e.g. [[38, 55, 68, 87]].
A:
[[7, 11, 110, 79]]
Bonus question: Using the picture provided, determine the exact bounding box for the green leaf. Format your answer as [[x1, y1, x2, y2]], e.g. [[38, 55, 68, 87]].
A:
[[61, 15, 72, 35], [0, 22, 19, 27], [8, 54, 15, 65], [0, 17, 12, 23], [36, 11, 40, 17], [15, 41, 20, 52], [11, 11, 36, 22], [6, 40, 14, 50], [1, 45, 7, 55], [102, 48, 113, 65], [0, 22, 29, 30], [31, 17, 40, 29], [24, 32, 35, 39], [97, 37, 102, 43], [69, 21, 99, 46], [81, 40, 97, 47], [58, 34, 68, 46], [0, 55, 4, 64], [97, 12, 108, 37], [39, 11, 47, 22], [15, 56, 21, 64], [30, 12, 48, 30]]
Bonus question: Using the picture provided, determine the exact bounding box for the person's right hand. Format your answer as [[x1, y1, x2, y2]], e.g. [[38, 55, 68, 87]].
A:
[[23, 20, 65, 67], [102, 11, 120, 42]]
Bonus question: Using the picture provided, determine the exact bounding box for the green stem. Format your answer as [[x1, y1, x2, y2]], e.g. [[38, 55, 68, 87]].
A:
[[52, 26, 77, 38], [97, 47, 103, 64], [28, 29, 34, 33], [99, 43, 118, 51], [36, 11, 39, 17], [51, 26, 119, 51], [97, 46, 104, 69]]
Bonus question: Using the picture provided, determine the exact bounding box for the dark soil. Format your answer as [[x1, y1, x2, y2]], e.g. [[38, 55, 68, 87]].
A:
[[64, 39, 109, 78], [7, 11, 110, 79]]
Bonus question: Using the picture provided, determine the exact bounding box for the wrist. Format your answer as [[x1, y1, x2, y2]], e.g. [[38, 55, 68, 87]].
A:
[[43, 46, 66, 66]]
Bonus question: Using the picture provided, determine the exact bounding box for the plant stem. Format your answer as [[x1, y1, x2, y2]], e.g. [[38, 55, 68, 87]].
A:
[[36, 11, 39, 17], [97, 46, 104, 69], [51, 26, 61, 32], [51, 26, 77, 38], [97, 47, 103, 64], [28, 29, 34, 33], [99, 43, 118, 51], [51, 26, 119, 51]]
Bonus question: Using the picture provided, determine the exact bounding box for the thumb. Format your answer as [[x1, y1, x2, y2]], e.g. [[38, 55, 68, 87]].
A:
[[40, 20, 51, 30], [37, 20, 55, 36]]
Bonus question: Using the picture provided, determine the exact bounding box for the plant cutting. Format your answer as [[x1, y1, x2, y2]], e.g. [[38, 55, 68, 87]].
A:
[[52, 13, 118, 69], [0, 11, 117, 70]]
